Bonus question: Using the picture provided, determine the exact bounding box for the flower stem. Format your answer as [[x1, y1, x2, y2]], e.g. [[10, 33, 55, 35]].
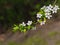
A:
[[53, 0, 57, 5]]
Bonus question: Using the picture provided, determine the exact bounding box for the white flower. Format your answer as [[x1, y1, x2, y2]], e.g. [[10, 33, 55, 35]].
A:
[[49, 4, 53, 9], [42, 5, 52, 13], [37, 14, 42, 18], [41, 6, 50, 13], [41, 4, 59, 13], [52, 8, 57, 13], [46, 4, 53, 11], [44, 9, 51, 13], [45, 14, 52, 19], [52, 5, 60, 13], [22, 22, 26, 26], [45, 12, 52, 19], [45, 12, 51, 15], [52, 9, 57, 13], [54, 5, 60, 10], [46, 6, 52, 11], [40, 21, 45, 25], [27, 21, 32, 25]]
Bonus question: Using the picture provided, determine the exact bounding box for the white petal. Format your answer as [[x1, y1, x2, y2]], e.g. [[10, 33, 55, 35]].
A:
[[49, 4, 53, 8], [45, 12, 51, 15], [40, 21, 45, 25], [27, 21, 32, 25], [46, 15, 52, 19], [44, 9, 50, 13], [37, 14, 42, 18], [22, 22, 26, 26]]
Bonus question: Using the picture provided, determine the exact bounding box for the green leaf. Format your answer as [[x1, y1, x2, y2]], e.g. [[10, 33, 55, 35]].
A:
[[13, 24, 19, 32], [27, 25, 31, 30], [13, 26, 19, 32], [23, 29, 26, 32]]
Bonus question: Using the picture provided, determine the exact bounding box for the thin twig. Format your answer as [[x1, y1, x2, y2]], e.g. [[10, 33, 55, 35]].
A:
[[53, 0, 57, 5]]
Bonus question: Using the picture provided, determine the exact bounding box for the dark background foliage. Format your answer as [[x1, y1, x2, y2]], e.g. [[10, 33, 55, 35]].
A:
[[0, 0, 54, 33]]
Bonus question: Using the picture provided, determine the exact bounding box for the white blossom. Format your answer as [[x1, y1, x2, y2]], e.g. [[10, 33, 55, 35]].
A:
[[46, 15, 52, 19], [46, 4, 53, 11], [44, 8, 51, 13], [40, 21, 45, 25], [45, 12, 51, 15], [52, 9, 57, 13], [45, 12, 52, 19], [22, 22, 26, 26], [27, 21, 32, 25], [46, 6, 52, 11], [55, 5, 60, 10], [42, 5, 52, 13], [49, 4, 53, 9], [37, 14, 42, 18], [41, 4, 59, 13], [52, 5, 60, 13]]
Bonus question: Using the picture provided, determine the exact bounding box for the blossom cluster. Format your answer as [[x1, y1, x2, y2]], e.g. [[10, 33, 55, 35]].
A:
[[37, 4, 60, 25], [13, 4, 60, 32], [21, 21, 32, 26], [13, 21, 33, 32]]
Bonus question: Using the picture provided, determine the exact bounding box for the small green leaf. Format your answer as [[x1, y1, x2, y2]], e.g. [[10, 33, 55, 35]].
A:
[[13, 26, 19, 32], [23, 29, 26, 32], [27, 25, 31, 30]]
